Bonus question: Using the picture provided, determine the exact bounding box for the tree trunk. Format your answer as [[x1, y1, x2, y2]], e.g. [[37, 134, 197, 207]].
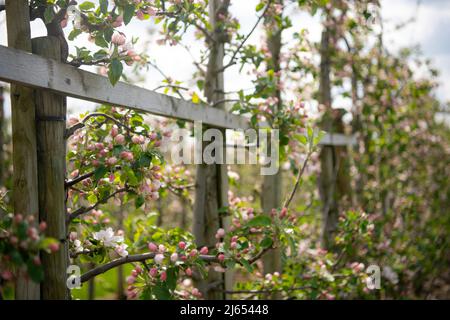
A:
[[32, 36, 69, 300], [193, 0, 231, 299], [5, 0, 41, 300]]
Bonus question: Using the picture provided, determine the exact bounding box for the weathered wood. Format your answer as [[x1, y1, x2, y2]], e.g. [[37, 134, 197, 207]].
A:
[[193, 0, 231, 300], [261, 1, 283, 299], [0, 44, 353, 148], [318, 19, 352, 250], [0, 45, 248, 130], [32, 37, 69, 300], [5, 0, 41, 300], [0, 86, 4, 184]]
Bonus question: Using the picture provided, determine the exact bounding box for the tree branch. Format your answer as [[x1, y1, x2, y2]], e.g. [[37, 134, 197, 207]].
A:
[[80, 253, 218, 283], [283, 151, 312, 210], [65, 112, 138, 139], [217, 0, 272, 73], [69, 187, 129, 221], [65, 171, 95, 188]]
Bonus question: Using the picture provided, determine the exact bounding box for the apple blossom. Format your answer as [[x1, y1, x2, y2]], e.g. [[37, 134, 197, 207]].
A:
[[215, 228, 225, 239], [199, 246, 208, 255], [48, 242, 60, 253], [93, 228, 124, 248], [185, 267, 193, 276], [160, 271, 167, 281], [149, 268, 158, 277], [148, 242, 157, 252], [154, 253, 164, 264], [170, 252, 179, 263], [112, 32, 126, 46], [178, 241, 186, 250], [114, 134, 125, 145], [189, 249, 198, 257]]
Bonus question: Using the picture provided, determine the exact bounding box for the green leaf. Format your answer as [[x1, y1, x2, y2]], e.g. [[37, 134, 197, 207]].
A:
[[68, 29, 82, 41], [247, 215, 272, 227], [255, 2, 265, 12], [94, 165, 108, 181], [295, 134, 308, 145], [87, 193, 98, 204], [240, 259, 254, 273], [153, 282, 172, 300], [123, 4, 135, 25], [95, 34, 109, 48], [44, 6, 55, 24], [99, 0, 108, 14], [79, 1, 95, 11], [26, 260, 44, 283], [108, 59, 123, 86], [138, 153, 152, 167], [260, 236, 273, 248], [135, 195, 144, 208]]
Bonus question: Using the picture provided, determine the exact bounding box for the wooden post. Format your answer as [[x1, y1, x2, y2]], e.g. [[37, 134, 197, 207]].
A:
[[193, 0, 231, 299], [318, 18, 351, 250], [32, 36, 69, 300], [0, 86, 4, 185], [261, 0, 283, 298], [5, 0, 41, 300]]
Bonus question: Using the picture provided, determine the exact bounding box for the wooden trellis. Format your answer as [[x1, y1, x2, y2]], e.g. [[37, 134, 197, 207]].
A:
[[0, 33, 355, 300]]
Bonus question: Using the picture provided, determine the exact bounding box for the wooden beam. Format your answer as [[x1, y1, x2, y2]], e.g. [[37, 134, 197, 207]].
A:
[[0, 45, 248, 130], [5, 0, 41, 300]]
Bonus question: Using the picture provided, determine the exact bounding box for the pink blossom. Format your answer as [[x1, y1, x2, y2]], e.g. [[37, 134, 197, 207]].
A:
[[1, 270, 13, 281], [39, 221, 47, 232], [136, 10, 145, 20], [120, 151, 134, 162], [154, 253, 164, 264], [111, 32, 126, 46], [178, 241, 186, 250], [126, 276, 136, 284], [149, 268, 158, 277], [199, 246, 208, 255], [106, 157, 118, 166], [48, 242, 60, 253], [111, 126, 119, 137], [170, 252, 179, 263], [217, 253, 225, 263], [114, 134, 125, 145], [215, 228, 225, 239], [148, 242, 157, 252], [185, 267, 193, 276], [160, 271, 167, 281], [189, 249, 198, 257], [14, 214, 23, 224]]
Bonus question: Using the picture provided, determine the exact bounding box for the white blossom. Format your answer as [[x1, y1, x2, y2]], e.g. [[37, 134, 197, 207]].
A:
[[93, 227, 124, 248]]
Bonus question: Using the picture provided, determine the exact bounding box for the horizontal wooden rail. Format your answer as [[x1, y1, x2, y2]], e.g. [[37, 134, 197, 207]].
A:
[[0, 45, 356, 146], [0, 45, 248, 130]]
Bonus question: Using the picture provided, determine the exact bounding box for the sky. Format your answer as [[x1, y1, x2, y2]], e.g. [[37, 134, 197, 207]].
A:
[[0, 0, 449, 117]]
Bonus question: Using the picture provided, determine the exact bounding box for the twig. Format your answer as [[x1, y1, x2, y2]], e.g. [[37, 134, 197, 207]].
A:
[[217, 1, 272, 73], [65, 112, 138, 139], [283, 151, 312, 210], [65, 171, 95, 188], [69, 187, 129, 221]]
